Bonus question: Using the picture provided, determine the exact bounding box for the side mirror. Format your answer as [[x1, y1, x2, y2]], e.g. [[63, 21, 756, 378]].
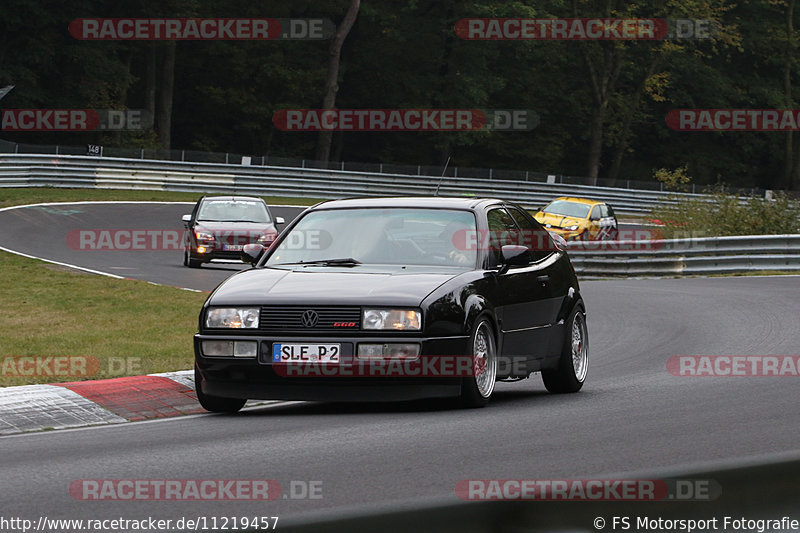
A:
[[275, 216, 285, 225], [501, 244, 531, 267], [547, 231, 567, 252], [181, 214, 191, 226], [241, 243, 266, 266]]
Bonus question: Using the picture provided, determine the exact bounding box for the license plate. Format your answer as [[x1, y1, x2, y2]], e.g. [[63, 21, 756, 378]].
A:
[[272, 343, 340, 363], [223, 244, 244, 251]]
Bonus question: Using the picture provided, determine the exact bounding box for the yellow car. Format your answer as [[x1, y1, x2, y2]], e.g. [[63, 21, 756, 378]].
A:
[[534, 197, 619, 241]]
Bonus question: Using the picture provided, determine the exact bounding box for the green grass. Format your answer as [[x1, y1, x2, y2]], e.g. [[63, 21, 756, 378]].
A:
[[0, 186, 324, 210], [0, 186, 327, 386], [0, 188, 324, 386], [0, 250, 209, 386], [705, 270, 800, 277]]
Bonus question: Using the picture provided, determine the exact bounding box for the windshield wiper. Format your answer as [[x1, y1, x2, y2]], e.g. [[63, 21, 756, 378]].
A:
[[282, 258, 362, 267]]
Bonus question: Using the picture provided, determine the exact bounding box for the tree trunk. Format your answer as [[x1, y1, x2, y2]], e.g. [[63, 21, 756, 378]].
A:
[[785, 0, 797, 189], [586, 106, 606, 183], [792, 129, 800, 190], [608, 56, 661, 184], [315, 0, 361, 163], [157, 42, 176, 150], [575, 0, 622, 184], [145, 44, 157, 120]]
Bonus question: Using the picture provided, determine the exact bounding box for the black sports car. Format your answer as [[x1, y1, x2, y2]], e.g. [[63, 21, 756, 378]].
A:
[[181, 195, 284, 267], [193, 196, 588, 411]]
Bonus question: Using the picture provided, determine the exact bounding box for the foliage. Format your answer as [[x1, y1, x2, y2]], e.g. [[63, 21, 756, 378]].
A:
[[651, 186, 800, 237], [1, 0, 800, 189], [654, 164, 692, 191]]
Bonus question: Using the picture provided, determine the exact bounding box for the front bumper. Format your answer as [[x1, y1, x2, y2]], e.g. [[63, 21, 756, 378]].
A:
[[194, 333, 470, 401], [190, 248, 248, 261]]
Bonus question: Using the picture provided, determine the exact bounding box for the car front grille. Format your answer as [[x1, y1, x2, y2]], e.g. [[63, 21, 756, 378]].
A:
[[259, 306, 362, 332]]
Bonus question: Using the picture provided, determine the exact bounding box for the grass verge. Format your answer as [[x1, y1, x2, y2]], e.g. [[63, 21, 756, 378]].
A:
[[0, 187, 323, 387], [0, 186, 324, 210], [0, 250, 208, 386]]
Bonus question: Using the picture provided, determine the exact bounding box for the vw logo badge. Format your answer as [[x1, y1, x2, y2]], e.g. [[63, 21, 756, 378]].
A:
[[301, 310, 319, 328]]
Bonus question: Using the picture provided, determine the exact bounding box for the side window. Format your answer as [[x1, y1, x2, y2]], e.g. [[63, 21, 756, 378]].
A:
[[507, 206, 553, 261], [191, 200, 202, 221], [589, 206, 601, 221], [600, 204, 609, 218], [486, 208, 519, 266]]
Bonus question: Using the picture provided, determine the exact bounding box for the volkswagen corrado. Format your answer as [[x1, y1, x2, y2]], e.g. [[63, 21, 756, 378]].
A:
[[193, 196, 588, 411]]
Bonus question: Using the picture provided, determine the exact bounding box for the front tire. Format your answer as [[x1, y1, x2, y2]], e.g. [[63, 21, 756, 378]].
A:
[[195, 369, 246, 413], [459, 319, 498, 407], [184, 249, 203, 268], [542, 306, 588, 393]]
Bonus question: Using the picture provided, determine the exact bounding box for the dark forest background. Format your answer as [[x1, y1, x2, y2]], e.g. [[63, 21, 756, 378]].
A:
[[2, 0, 800, 190]]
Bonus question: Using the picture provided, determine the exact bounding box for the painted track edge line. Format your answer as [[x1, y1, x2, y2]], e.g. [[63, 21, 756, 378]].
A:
[[0, 243, 204, 292], [0, 200, 310, 214]]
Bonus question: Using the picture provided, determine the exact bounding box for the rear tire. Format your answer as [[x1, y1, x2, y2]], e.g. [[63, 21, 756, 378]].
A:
[[542, 307, 588, 393], [195, 369, 246, 413], [459, 319, 498, 408]]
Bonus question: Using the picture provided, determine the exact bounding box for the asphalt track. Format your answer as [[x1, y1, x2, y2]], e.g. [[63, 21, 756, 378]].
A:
[[1, 202, 799, 526], [0, 202, 651, 292], [0, 202, 307, 292]]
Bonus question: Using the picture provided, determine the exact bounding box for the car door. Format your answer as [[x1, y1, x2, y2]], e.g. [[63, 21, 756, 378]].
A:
[[506, 205, 565, 329], [587, 205, 603, 239], [486, 206, 555, 365], [596, 204, 617, 239]]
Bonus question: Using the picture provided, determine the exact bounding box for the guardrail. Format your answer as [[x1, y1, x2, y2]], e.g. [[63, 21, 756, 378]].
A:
[[0, 153, 701, 216], [278, 453, 800, 532], [566, 234, 800, 276]]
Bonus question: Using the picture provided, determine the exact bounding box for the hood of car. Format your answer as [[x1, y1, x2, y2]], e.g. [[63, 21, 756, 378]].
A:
[[535, 212, 586, 229], [194, 221, 277, 234], [207, 265, 462, 307]]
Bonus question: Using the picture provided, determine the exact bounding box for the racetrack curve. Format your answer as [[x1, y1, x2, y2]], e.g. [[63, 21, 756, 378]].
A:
[[1, 203, 799, 526], [0, 202, 307, 292]]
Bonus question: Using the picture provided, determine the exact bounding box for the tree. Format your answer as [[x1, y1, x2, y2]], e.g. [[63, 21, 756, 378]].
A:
[[315, 0, 361, 163]]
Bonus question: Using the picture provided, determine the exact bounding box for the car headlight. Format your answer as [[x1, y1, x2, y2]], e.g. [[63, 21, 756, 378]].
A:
[[564, 224, 580, 231], [206, 307, 260, 329], [195, 231, 215, 241], [363, 309, 421, 331], [257, 234, 275, 245]]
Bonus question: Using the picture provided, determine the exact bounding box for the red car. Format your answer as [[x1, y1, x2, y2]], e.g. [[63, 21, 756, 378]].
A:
[[182, 196, 284, 268]]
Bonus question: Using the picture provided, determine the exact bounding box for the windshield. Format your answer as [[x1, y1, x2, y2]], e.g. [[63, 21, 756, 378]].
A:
[[543, 200, 591, 219], [266, 207, 477, 267], [197, 199, 271, 223]]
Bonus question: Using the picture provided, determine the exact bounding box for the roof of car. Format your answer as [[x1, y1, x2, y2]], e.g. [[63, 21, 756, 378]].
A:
[[201, 196, 264, 202], [550, 196, 605, 206], [311, 196, 505, 210]]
